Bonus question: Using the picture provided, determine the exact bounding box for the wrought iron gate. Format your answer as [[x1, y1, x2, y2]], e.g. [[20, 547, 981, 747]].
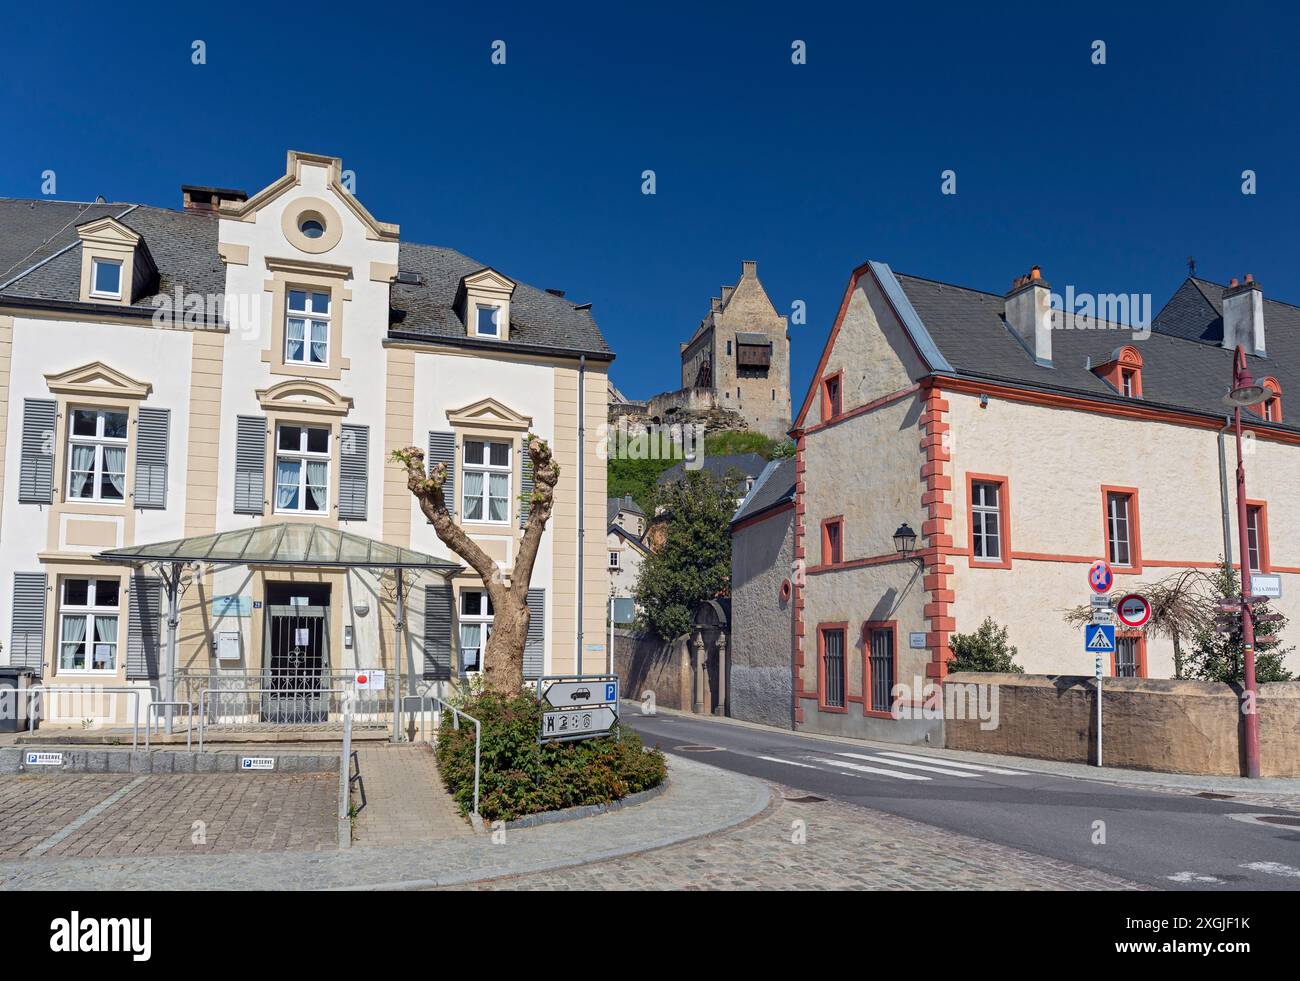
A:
[[263, 604, 330, 723]]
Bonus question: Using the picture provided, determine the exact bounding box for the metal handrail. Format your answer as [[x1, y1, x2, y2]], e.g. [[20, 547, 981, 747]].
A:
[[145, 701, 194, 751], [198, 687, 349, 751], [413, 687, 481, 819], [22, 686, 143, 752]]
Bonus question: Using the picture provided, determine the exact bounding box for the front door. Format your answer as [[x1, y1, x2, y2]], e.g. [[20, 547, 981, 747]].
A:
[[263, 583, 331, 723]]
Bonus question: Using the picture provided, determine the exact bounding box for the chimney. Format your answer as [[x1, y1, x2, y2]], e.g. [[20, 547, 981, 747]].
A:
[[720, 285, 735, 305], [181, 184, 248, 213], [1003, 265, 1053, 367], [1222, 274, 1265, 355], [741, 260, 757, 278]]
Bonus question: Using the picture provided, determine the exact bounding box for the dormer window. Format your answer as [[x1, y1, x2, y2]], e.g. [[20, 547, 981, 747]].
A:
[[476, 304, 500, 338], [91, 258, 122, 299], [1121, 368, 1137, 398], [1093, 346, 1143, 399], [285, 290, 330, 367]]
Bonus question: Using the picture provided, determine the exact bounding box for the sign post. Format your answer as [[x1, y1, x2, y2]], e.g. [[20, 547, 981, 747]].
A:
[[1095, 655, 1103, 768], [1084, 618, 1115, 769], [537, 674, 620, 744]]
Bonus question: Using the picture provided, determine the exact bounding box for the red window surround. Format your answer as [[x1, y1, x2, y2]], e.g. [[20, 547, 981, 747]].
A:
[[821, 370, 843, 421], [1258, 378, 1282, 423], [862, 620, 899, 720], [1246, 500, 1270, 574], [821, 515, 844, 566], [1112, 631, 1148, 678], [965, 473, 1012, 570], [1092, 345, 1144, 398], [1101, 485, 1143, 573]]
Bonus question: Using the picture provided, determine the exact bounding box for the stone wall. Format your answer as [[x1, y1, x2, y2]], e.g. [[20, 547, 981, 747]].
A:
[[613, 629, 691, 712], [944, 672, 1300, 777], [730, 506, 795, 728]]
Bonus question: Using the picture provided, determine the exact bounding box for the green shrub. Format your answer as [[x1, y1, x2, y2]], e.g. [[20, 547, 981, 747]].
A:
[[946, 617, 1024, 673], [434, 689, 667, 822]]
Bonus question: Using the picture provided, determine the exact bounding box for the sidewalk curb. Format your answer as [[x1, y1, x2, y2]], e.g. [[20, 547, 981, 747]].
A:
[[500, 779, 669, 831], [626, 701, 1300, 797]]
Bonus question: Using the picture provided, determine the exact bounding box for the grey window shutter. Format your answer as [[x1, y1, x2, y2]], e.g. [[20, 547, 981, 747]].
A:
[[9, 572, 48, 672], [133, 407, 170, 509], [234, 415, 267, 515], [338, 424, 369, 521], [423, 581, 454, 680], [427, 431, 455, 516], [519, 450, 534, 528], [524, 588, 545, 679], [126, 574, 162, 680], [18, 399, 56, 505]]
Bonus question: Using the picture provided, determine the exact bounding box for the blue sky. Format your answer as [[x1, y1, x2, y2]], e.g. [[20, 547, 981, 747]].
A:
[[3, 1, 1299, 404]]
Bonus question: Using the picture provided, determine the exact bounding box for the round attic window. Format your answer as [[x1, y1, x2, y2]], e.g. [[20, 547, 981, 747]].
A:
[[299, 215, 326, 239]]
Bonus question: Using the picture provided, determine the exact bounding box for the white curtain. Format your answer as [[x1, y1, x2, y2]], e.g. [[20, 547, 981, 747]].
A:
[[276, 461, 299, 509], [306, 461, 328, 511], [60, 616, 87, 669], [102, 446, 126, 499], [69, 445, 95, 498], [310, 321, 328, 364], [488, 473, 509, 521], [286, 318, 305, 361], [93, 615, 118, 670], [460, 624, 481, 671], [462, 471, 484, 519]]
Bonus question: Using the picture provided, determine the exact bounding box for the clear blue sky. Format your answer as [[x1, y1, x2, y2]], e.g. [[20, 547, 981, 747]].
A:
[[4, 1, 1298, 404]]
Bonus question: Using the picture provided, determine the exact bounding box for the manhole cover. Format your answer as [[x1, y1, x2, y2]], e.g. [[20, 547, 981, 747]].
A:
[[673, 744, 722, 752], [1196, 792, 1235, 800], [784, 795, 826, 803]]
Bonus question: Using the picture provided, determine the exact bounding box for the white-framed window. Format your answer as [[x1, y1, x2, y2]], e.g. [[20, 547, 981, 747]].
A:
[[1121, 369, 1137, 397], [970, 480, 1003, 561], [90, 258, 123, 299], [285, 289, 330, 366], [462, 439, 510, 522], [59, 577, 120, 672], [609, 550, 620, 569], [475, 304, 500, 337], [1247, 504, 1265, 573], [1106, 491, 1135, 567], [67, 407, 128, 502], [459, 589, 494, 673], [275, 424, 331, 513]]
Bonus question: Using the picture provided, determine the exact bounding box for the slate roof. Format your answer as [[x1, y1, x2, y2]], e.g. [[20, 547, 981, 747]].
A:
[[891, 272, 1299, 435], [730, 456, 796, 526], [607, 494, 645, 525], [0, 198, 611, 359], [657, 451, 768, 487]]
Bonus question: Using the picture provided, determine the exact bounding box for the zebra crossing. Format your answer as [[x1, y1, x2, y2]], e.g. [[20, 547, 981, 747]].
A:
[[755, 749, 1026, 783]]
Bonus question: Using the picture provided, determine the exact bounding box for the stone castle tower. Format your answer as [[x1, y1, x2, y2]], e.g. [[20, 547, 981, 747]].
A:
[[649, 260, 791, 439]]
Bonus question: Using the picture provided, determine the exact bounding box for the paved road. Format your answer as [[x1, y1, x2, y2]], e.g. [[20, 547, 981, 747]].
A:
[[623, 710, 1300, 891]]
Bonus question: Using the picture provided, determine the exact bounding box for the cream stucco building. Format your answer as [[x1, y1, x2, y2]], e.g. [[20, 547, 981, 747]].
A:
[[787, 260, 1300, 743], [0, 151, 612, 723]]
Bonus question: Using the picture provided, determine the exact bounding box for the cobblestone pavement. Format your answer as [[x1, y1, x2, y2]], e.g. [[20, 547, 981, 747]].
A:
[[0, 773, 337, 860], [351, 744, 472, 846], [1120, 783, 1300, 813], [456, 784, 1146, 891]]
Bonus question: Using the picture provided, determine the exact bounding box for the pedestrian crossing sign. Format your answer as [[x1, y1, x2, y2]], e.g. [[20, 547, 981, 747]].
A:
[[1085, 623, 1116, 653]]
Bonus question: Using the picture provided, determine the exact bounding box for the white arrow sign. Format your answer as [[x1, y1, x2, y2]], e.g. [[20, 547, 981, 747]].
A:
[[542, 679, 618, 708], [540, 706, 617, 741]]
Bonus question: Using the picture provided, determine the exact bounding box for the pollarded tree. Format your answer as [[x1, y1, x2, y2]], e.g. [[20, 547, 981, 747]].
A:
[[393, 436, 558, 696]]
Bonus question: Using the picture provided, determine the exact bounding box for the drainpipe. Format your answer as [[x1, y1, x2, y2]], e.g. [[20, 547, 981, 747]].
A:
[[1217, 419, 1235, 567], [577, 355, 586, 675]]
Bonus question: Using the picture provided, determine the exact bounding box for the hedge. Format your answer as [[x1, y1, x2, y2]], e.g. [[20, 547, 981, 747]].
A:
[[435, 689, 667, 822]]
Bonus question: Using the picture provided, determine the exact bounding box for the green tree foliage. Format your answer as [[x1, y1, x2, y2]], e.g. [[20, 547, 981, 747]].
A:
[[947, 617, 1024, 673], [703, 430, 777, 458], [1185, 564, 1295, 683], [633, 468, 742, 640]]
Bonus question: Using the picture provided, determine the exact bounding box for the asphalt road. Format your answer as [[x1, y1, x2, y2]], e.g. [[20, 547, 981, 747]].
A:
[[622, 709, 1300, 891]]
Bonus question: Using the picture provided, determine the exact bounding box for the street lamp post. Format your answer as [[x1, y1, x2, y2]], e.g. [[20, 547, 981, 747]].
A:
[[1225, 345, 1269, 779]]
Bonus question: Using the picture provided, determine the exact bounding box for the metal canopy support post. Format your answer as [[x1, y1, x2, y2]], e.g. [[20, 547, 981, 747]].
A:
[[391, 569, 404, 743], [161, 561, 182, 736]]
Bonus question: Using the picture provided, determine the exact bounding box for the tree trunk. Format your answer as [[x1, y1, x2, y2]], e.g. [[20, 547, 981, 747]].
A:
[[393, 436, 559, 697], [1172, 631, 1183, 680]]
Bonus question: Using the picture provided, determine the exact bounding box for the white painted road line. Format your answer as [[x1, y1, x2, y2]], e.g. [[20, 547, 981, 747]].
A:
[[812, 757, 931, 781], [757, 756, 821, 769], [1240, 861, 1300, 878], [875, 751, 1026, 776], [837, 752, 979, 778]]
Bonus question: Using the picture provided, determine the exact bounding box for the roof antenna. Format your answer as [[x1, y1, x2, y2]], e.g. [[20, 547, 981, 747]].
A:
[[1187, 255, 1196, 277]]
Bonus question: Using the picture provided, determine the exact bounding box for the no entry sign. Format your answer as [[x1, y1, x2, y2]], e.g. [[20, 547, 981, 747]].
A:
[[1116, 593, 1151, 628]]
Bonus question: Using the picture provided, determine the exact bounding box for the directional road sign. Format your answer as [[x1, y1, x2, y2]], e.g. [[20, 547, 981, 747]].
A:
[[542, 679, 619, 709], [540, 706, 617, 741]]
